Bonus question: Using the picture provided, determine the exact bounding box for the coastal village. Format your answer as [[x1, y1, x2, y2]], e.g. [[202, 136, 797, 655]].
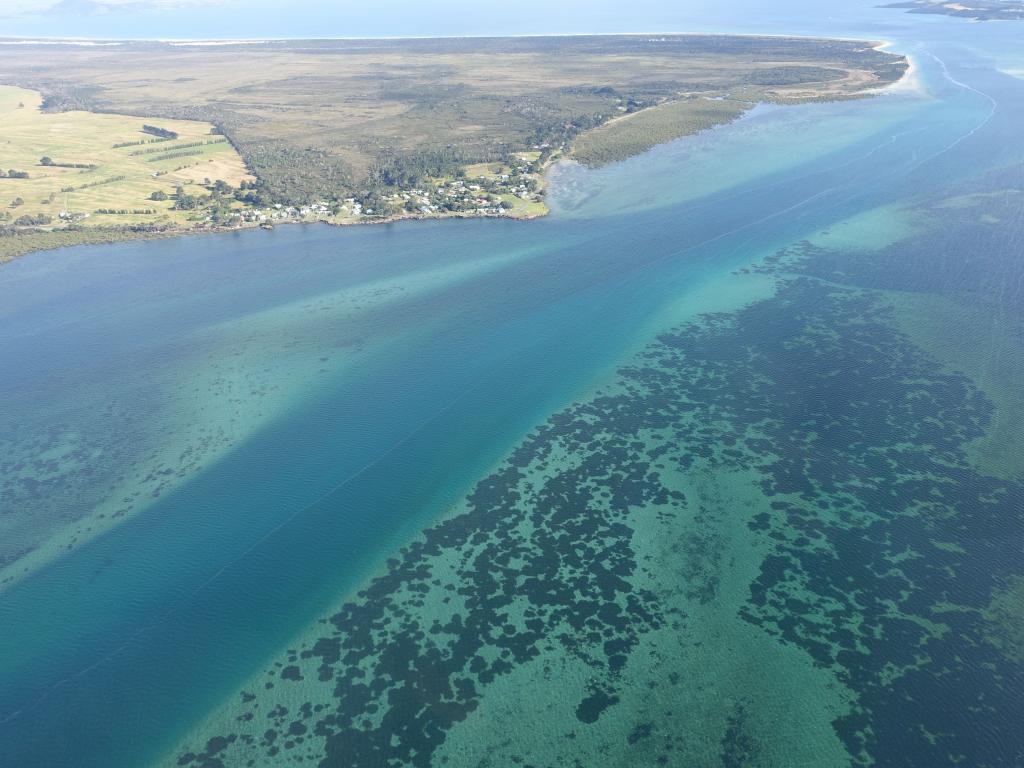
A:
[[218, 152, 548, 229]]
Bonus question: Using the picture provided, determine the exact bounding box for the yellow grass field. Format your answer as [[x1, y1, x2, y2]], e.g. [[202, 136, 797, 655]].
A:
[[0, 85, 252, 229]]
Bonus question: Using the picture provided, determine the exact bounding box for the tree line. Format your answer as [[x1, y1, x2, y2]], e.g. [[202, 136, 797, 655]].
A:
[[40, 157, 96, 169], [142, 124, 179, 140]]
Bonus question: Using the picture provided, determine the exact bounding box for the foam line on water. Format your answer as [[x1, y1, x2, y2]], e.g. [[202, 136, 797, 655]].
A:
[[909, 50, 999, 169]]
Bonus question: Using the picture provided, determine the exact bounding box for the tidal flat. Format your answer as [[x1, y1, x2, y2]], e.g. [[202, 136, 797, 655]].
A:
[[1, 4, 1023, 768]]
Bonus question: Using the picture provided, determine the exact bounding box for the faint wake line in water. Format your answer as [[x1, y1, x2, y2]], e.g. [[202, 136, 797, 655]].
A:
[[564, 117, 926, 227], [907, 51, 999, 170]]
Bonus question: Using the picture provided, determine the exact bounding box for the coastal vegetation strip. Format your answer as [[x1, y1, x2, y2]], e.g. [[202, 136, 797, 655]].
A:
[[0, 226, 166, 264], [572, 98, 750, 167]]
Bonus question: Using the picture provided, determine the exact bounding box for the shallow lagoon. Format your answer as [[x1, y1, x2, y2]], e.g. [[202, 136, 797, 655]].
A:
[[1, 5, 1023, 767]]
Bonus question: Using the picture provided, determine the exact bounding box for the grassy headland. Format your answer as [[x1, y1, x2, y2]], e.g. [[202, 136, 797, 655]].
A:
[[0, 35, 908, 259]]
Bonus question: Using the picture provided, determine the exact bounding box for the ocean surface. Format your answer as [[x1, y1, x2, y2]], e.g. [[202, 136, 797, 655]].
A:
[[1, 3, 1022, 766]]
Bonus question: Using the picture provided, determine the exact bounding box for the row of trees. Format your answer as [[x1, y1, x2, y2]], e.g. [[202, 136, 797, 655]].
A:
[[1, 169, 30, 179], [113, 137, 171, 149], [131, 139, 226, 157], [146, 149, 203, 164], [40, 157, 95, 169], [142, 124, 179, 140]]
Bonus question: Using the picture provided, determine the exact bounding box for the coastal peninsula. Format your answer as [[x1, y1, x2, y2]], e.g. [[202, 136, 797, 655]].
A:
[[885, 0, 1024, 21], [0, 35, 908, 262]]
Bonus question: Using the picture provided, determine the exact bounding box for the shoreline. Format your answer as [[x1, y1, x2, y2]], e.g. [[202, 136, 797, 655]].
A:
[[0, 157, 557, 266], [0, 207, 549, 266], [873, 43, 925, 96], [0, 31, 916, 44]]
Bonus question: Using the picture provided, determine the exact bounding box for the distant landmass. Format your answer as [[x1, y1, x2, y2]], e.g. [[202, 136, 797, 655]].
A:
[[884, 0, 1024, 20]]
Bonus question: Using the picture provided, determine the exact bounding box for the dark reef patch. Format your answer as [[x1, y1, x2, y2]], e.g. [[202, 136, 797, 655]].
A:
[[575, 685, 620, 724]]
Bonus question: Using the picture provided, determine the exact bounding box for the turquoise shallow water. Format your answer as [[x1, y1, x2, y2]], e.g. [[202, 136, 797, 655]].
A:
[[2, 5, 1024, 767]]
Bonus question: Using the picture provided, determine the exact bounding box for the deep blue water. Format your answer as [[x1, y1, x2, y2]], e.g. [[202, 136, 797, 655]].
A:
[[1, 5, 1023, 767]]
